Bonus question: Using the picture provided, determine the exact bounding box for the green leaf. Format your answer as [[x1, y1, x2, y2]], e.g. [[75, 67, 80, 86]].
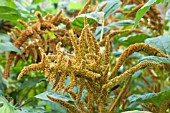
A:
[[35, 91, 72, 102], [133, 0, 162, 28], [46, 101, 67, 113], [0, 95, 14, 113], [68, 2, 84, 10], [132, 70, 143, 78], [71, 12, 103, 28], [14, 1, 29, 13], [119, 107, 141, 113], [112, 31, 130, 43], [96, 0, 121, 19], [127, 90, 170, 106], [0, 90, 3, 95], [0, 42, 21, 54], [137, 56, 170, 64], [0, 6, 21, 21], [111, 51, 122, 57], [118, 34, 150, 46], [33, 0, 44, 4], [129, 52, 145, 59], [17, 77, 45, 91], [15, 106, 47, 113], [1, 0, 6, 5], [51, 0, 60, 3], [165, 8, 170, 20], [108, 20, 134, 28], [94, 26, 110, 39], [145, 36, 170, 56], [1, 0, 17, 8], [114, 12, 125, 19], [48, 32, 56, 39], [123, 4, 136, 11], [35, 90, 73, 112], [0, 69, 7, 94], [0, 33, 11, 42], [112, 51, 144, 58]]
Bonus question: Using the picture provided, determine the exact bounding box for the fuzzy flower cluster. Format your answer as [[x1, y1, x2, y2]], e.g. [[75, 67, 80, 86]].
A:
[[2, 0, 169, 112]]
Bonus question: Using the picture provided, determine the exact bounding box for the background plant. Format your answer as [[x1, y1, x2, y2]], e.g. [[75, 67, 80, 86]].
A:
[[0, 0, 170, 113]]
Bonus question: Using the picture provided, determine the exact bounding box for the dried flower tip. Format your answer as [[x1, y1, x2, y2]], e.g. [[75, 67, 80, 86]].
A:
[[31, 47, 38, 62], [79, 24, 88, 55], [102, 64, 110, 82], [35, 11, 43, 22], [55, 73, 66, 92], [66, 59, 72, 68], [18, 20, 28, 28], [38, 47, 45, 57], [76, 85, 84, 102], [28, 20, 37, 24], [86, 30, 95, 54], [55, 42, 62, 54], [96, 52, 102, 64], [17, 63, 44, 80], [109, 76, 131, 112], [51, 76, 60, 90], [15, 27, 22, 34], [109, 29, 145, 38], [104, 36, 110, 65], [87, 92, 93, 112], [159, 100, 170, 113], [81, 69, 101, 79], [56, 51, 64, 65], [69, 73, 76, 91], [104, 62, 161, 91], [78, 0, 92, 15], [14, 54, 26, 66], [51, 10, 62, 23], [45, 14, 53, 20], [109, 43, 168, 79], [2, 52, 16, 79], [69, 29, 79, 57], [10, 32, 17, 41], [87, 29, 100, 54], [98, 2, 108, 11], [68, 90, 87, 112], [109, 29, 131, 38], [141, 104, 154, 112], [84, 15, 87, 26], [48, 72, 56, 83], [85, 53, 98, 61], [127, 3, 144, 16], [64, 52, 75, 58]]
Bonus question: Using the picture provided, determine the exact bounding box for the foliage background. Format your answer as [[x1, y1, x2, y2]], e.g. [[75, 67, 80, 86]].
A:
[[0, 0, 170, 113]]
